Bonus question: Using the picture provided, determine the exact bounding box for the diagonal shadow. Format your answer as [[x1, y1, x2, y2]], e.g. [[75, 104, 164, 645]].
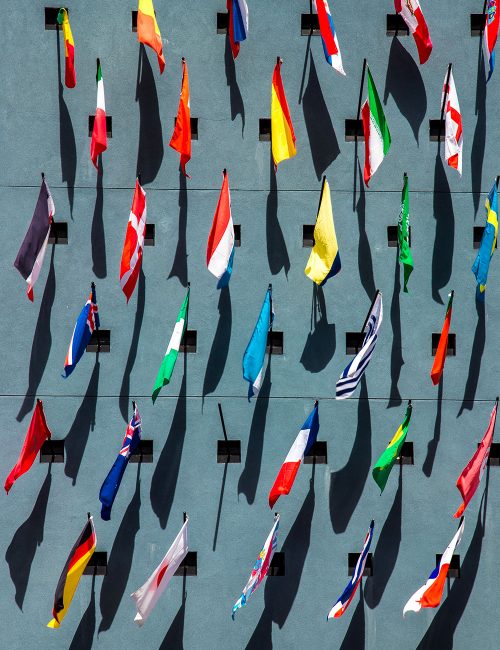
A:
[[356, 162, 376, 300], [339, 583, 365, 649], [168, 172, 188, 286], [300, 284, 336, 373], [458, 299, 485, 417], [56, 30, 76, 218], [92, 162, 107, 278], [70, 574, 96, 650], [266, 156, 290, 277], [224, 35, 245, 135], [246, 609, 273, 649], [422, 379, 443, 478], [472, 36, 487, 218], [432, 155, 454, 304], [202, 287, 232, 402], [389, 253, 403, 407], [159, 593, 186, 650]]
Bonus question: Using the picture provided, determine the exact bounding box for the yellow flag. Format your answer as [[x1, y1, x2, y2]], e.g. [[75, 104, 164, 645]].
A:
[[305, 178, 341, 285]]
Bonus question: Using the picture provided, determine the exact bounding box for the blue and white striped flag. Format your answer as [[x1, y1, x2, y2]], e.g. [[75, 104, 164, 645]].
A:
[[242, 286, 274, 400]]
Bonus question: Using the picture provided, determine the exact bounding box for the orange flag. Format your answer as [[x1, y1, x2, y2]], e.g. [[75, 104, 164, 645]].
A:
[[169, 58, 191, 178], [430, 291, 454, 385], [137, 0, 165, 74]]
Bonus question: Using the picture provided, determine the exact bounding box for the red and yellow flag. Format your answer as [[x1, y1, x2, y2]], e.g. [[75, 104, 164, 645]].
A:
[[271, 58, 296, 169], [169, 58, 191, 178], [430, 291, 454, 386], [137, 0, 165, 74], [57, 8, 76, 88]]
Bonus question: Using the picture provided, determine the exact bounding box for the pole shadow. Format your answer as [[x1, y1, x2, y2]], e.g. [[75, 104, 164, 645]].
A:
[[389, 253, 403, 407], [91, 161, 107, 278], [356, 162, 376, 300], [339, 583, 365, 650], [457, 299, 485, 417], [266, 156, 290, 277], [202, 287, 232, 403], [56, 30, 76, 218], [224, 36, 245, 135], [159, 592, 186, 650], [213, 458, 228, 552], [471, 33, 486, 218], [422, 379, 443, 478], [168, 172, 188, 286], [300, 284, 336, 373], [432, 155, 454, 304], [69, 574, 96, 650], [245, 609, 273, 649]]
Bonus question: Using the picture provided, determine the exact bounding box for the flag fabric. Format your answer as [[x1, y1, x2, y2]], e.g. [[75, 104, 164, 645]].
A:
[[242, 286, 274, 400], [57, 8, 76, 87], [484, 1, 499, 81], [372, 402, 412, 494], [472, 181, 498, 300], [47, 517, 97, 628], [271, 58, 296, 169], [454, 401, 497, 518], [14, 177, 54, 302], [398, 174, 414, 292], [120, 179, 147, 302], [403, 518, 464, 615], [63, 284, 100, 378], [90, 60, 107, 170], [99, 404, 142, 520], [137, 0, 165, 74], [227, 0, 249, 59], [4, 400, 52, 494], [394, 0, 433, 64], [327, 520, 374, 619], [314, 0, 345, 75], [336, 292, 383, 399], [441, 67, 462, 175], [305, 177, 341, 286], [362, 67, 391, 186], [430, 291, 453, 386], [232, 515, 279, 619], [152, 288, 189, 403], [269, 402, 319, 508], [131, 518, 189, 626], [169, 58, 191, 178], [206, 169, 235, 289]]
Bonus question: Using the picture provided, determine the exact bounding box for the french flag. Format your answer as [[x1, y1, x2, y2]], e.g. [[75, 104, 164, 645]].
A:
[[206, 169, 235, 289], [268, 402, 319, 509], [484, 1, 500, 81], [314, 0, 345, 75], [227, 0, 248, 59]]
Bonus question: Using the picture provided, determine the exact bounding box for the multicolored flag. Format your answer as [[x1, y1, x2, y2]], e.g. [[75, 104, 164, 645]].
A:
[[207, 169, 235, 289], [472, 181, 498, 300], [232, 514, 279, 619], [394, 0, 432, 64], [120, 178, 147, 302], [90, 59, 107, 170], [430, 291, 453, 386], [441, 66, 462, 175], [314, 0, 345, 75], [57, 8, 76, 87], [242, 286, 274, 400], [137, 0, 165, 74], [271, 58, 296, 170], [372, 402, 412, 494], [398, 173, 414, 293], [63, 283, 100, 378], [483, 1, 499, 81], [227, 0, 249, 59], [169, 58, 191, 178], [362, 66, 391, 186]]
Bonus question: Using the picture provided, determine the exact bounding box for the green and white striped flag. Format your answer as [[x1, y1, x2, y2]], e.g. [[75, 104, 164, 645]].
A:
[[398, 173, 414, 292]]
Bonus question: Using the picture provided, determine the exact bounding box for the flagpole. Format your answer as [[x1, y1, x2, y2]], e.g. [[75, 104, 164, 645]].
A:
[[217, 403, 229, 444], [182, 512, 188, 599], [268, 283, 273, 355], [353, 59, 367, 209], [438, 63, 453, 146], [317, 175, 327, 216], [91, 281, 100, 354], [360, 289, 380, 334]]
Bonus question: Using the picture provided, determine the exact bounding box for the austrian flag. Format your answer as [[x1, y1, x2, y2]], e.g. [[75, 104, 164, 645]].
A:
[[120, 179, 147, 302]]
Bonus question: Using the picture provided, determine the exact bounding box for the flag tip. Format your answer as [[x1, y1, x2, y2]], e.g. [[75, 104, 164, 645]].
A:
[[87, 512, 91, 519], [41, 172, 45, 180], [370, 519, 375, 527]]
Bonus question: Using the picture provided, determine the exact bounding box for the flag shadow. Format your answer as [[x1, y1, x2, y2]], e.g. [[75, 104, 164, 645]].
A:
[[69, 574, 96, 650], [202, 287, 232, 404], [432, 155, 454, 305], [267, 156, 290, 277], [245, 609, 273, 650], [422, 379, 443, 478], [339, 583, 365, 649], [472, 33, 486, 218], [389, 253, 403, 407], [300, 284, 336, 373], [457, 299, 485, 417], [159, 592, 186, 650], [168, 172, 188, 286], [224, 35, 245, 135], [356, 162, 376, 301], [91, 162, 107, 278], [56, 30, 76, 218]]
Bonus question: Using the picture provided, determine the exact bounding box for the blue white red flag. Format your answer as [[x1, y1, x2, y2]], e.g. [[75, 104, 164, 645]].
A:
[[207, 169, 235, 288], [227, 0, 248, 59], [242, 286, 274, 400], [314, 0, 345, 75], [484, 1, 500, 81], [63, 283, 100, 377]]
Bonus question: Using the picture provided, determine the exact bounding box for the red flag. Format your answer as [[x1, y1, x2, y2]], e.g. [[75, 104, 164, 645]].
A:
[[5, 400, 52, 493], [120, 179, 147, 302], [169, 58, 191, 178], [430, 291, 454, 386], [394, 0, 433, 65]]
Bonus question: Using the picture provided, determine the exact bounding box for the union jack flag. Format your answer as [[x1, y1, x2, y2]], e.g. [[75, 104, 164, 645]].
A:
[[120, 406, 142, 458]]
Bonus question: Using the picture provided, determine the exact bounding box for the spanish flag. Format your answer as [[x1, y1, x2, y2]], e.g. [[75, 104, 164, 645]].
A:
[[47, 517, 96, 628], [137, 0, 165, 74], [169, 58, 191, 178], [57, 8, 76, 88], [271, 58, 296, 169]]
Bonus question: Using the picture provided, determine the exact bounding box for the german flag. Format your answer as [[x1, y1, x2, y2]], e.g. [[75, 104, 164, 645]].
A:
[[47, 517, 96, 628]]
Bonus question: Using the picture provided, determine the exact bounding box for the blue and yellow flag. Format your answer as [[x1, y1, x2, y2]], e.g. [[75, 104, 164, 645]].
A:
[[472, 181, 498, 300]]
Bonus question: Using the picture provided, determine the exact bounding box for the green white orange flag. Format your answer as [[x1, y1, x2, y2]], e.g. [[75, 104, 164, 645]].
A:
[[90, 60, 107, 170], [57, 8, 76, 88], [430, 291, 454, 386], [362, 65, 391, 186], [372, 401, 412, 493], [137, 0, 165, 74], [398, 173, 414, 292], [271, 58, 296, 169]]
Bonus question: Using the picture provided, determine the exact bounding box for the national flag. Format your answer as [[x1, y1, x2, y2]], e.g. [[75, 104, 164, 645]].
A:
[[137, 0, 165, 74], [269, 402, 319, 509], [472, 181, 498, 300], [232, 514, 279, 619], [152, 287, 189, 403], [169, 58, 191, 178], [57, 8, 76, 88], [206, 169, 235, 289], [394, 0, 433, 64], [430, 291, 453, 386], [362, 66, 391, 186], [271, 58, 296, 170], [99, 404, 142, 520], [314, 0, 345, 75], [90, 60, 107, 170], [372, 401, 412, 494], [403, 518, 464, 615], [327, 520, 374, 619], [441, 67, 462, 175], [483, 1, 499, 81], [47, 516, 97, 628], [14, 177, 54, 302], [242, 286, 274, 400], [131, 517, 189, 626], [336, 292, 383, 399], [63, 283, 100, 378], [4, 400, 52, 494], [398, 173, 414, 292], [120, 178, 147, 302], [227, 0, 249, 59]]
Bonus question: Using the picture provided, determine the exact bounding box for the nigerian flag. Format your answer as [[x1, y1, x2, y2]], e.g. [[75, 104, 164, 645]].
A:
[[398, 173, 414, 293], [372, 402, 412, 493]]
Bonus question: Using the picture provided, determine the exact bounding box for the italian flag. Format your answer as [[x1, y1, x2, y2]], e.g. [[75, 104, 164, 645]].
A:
[[361, 66, 391, 186], [372, 402, 412, 493], [90, 60, 107, 170]]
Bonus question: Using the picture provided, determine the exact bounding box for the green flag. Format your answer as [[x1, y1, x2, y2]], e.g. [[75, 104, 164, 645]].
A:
[[372, 402, 412, 493], [398, 174, 414, 292]]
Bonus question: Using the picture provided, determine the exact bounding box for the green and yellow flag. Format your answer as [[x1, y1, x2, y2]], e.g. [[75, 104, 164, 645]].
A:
[[398, 173, 413, 292], [372, 401, 412, 493]]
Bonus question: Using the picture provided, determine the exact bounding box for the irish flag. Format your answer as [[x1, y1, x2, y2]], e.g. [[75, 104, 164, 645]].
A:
[[271, 58, 296, 169], [372, 401, 412, 493], [430, 291, 454, 386], [90, 60, 107, 170], [137, 0, 165, 74], [361, 66, 391, 186], [57, 8, 76, 88]]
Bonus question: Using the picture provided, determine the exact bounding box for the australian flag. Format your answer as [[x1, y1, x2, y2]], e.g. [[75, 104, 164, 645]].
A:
[[63, 283, 99, 377]]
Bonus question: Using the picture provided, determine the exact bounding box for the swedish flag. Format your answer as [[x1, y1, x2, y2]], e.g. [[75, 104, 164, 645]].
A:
[[472, 181, 498, 300]]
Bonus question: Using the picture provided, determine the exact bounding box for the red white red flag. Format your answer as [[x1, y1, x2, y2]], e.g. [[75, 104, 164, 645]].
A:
[[394, 0, 432, 64], [120, 179, 147, 302], [441, 67, 462, 175]]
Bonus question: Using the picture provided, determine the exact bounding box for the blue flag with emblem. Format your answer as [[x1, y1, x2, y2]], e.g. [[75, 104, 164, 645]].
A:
[[472, 181, 498, 301], [242, 285, 274, 400]]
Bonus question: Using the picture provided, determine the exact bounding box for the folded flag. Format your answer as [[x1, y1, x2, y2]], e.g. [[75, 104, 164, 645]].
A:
[[57, 8, 76, 87], [242, 286, 274, 400], [207, 169, 235, 289], [14, 176, 54, 302], [169, 58, 191, 178], [403, 517, 464, 615], [362, 66, 391, 186], [314, 0, 345, 75], [484, 1, 499, 81], [472, 181, 498, 301], [120, 178, 147, 302], [430, 291, 453, 386], [398, 173, 414, 293], [227, 0, 249, 59], [47, 516, 97, 628], [394, 0, 432, 64], [90, 59, 107, 170], [137, 0, 165, 74], [372, 401, 412, 494], [441, 66, 462, 175], [63, 283, 100, 378], [271, 58, 296, 170]]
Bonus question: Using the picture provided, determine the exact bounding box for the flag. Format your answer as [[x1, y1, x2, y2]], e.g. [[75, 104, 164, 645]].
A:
[[372, 402, 412, 494], [169, 58, 191, 178], [227, 0, 249, 59], [90, 60, 107, 170], [336, 292, 383, 399], [398, 173, 414, 292], [206, 169, 235, 289], [269, 402, 319, 508], [242, 286, 274, 400], [314, 0, 345, 75], [430, 291, 453, 386], [57, 8, 76, 87], [152, 288, 189, 403], [63, 283, 100, 378], [14, 177, 54, 302], [271, 58, 296, 169], [120, 178, 147, 302], [4, 400, 52, 493], [362, 66, 391, 186], [232, 515, 279, 619], [131, 518, 189, 626], [99, 404, 142, 520], [137, 0, 165, 74], [327, 520, 374, 619], [47, 516, 97, 628], [403, 518, 464, 615], [454, 401, 497, 518], [441, 67, 462, 175], [472, 181, 498, 300], [394, 0, 432, 64], [484, 1, 499, 81]]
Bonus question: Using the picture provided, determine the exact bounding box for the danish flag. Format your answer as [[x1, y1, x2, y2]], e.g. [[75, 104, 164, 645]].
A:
[[120, 179, 147, 302]]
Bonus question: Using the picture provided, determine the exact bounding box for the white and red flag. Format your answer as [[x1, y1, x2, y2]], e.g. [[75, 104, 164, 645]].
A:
[[394, 0, 432, 64], [120, 179, 147, 302], [90, 59, 108, 170], [441, 66, 462, 175]]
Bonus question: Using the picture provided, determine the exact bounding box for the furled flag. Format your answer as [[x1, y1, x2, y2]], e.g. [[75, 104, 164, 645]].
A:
[[327, 520, 374, 619], [47, 516, 97, 628], [398, 173, 414, 292], [372, 401, 412, 494], [472, 181, 498, 300], [5, 400, 52, 494], [152, 287, 189, 403], [137, 0, 165, 74], [336, 292, 383, 399], [314, 0, 345, 75], [14, 176, 54, 302], [57, 8, 76, 87], [169, 58, 191, 178], [63, 283, 100, 378], [242, 285, 274, 400], [430, 291, 453, 386], [227, 0, 249, 59], [441, 66, 462, 175], [131, 517, 189, 626], [305, 176, 341, 286], [90, 59, 107, 170], [271, 58, 296, 170], [232, 514, 279, 619], [403, 518, 464, 615], [454, 400, 498, 518], [207, 169, 235, 288], [99, 403, 142, 520], [484, 1, 499, 81], [394, 0, 432, 64], [362, 66, 391, 186], [269, 402, 319, 508], [120, 178, 147, 302]]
